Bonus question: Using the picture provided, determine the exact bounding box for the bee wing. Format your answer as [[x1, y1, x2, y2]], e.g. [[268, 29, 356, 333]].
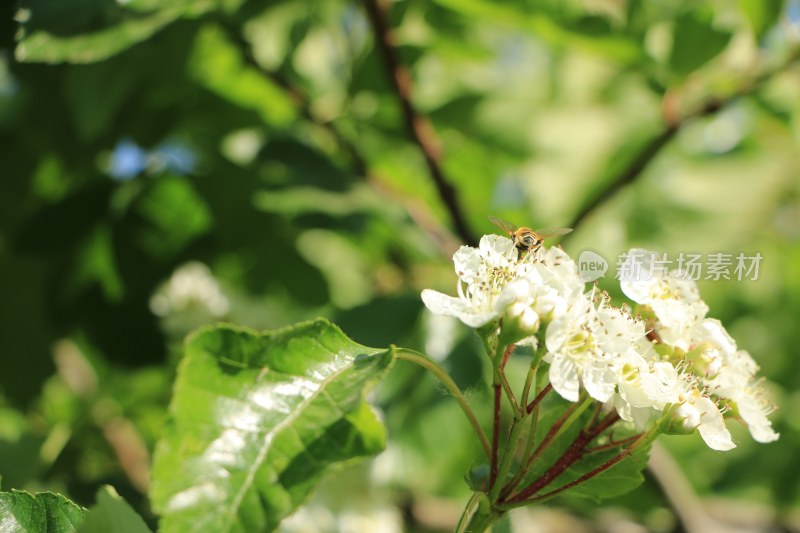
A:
[[488, 215, 518, 235], [532, 227, 573, 239]]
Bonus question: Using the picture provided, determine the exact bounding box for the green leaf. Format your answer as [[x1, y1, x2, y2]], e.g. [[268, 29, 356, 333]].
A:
[[738, 0, 783, 39], [432, 0, 643, 64], [151, 319, 395, 532], [0, 490, 86, 532], [15, 0, 245, 64], [123, 175, 213, 260], [669, 11, 733, 78], [518, 396, 654, 502], [554, 433, 656, 501], [77, 486, 151, 533], [189, 25, 297, 128]]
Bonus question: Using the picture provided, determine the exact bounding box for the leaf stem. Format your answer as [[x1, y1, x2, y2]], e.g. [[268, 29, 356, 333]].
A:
[[494, 367, 522, 418], [490, 416, 526, 502], [455, 492, 484, 533], [504, 396, 593, 497], [502, 429, 656, 509], [395, 349, 491, 460], [520, 358, 538, 408]]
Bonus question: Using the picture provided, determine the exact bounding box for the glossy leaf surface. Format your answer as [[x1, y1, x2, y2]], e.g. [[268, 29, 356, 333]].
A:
[[151, 319, 395, 532], [0, 490, 86, 532]]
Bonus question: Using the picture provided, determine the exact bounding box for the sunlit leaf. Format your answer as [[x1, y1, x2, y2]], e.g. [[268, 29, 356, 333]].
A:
[[151, 319, 395, 532], [0, 490, 86, 532], [432, 0, 643, 64], [189, 25, 297, 128]]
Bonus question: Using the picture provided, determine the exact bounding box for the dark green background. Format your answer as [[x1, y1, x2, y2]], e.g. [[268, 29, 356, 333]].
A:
[[1, 0, 798, 530]]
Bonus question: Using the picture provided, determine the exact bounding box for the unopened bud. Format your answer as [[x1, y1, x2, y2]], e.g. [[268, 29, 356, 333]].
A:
[[500, 302, 540, 345], [660, 402, 699, 435]]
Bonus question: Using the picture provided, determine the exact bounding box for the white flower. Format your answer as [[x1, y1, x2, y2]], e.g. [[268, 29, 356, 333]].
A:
[[523, 246, 585, 319], [421, 235, 583, 331], [614, 351, 685, 430], [726, 384, 779, 443], [421, 235, 531, 328], [150, 261, 230, 317], [672, 389, 736, 451], [545, 294, 642, 403], [690, 319, 779, 443], [619, 249, 708, 350]]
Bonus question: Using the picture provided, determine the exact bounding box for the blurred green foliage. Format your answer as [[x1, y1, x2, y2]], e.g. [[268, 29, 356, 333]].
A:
[[2, 0, 800, 530]]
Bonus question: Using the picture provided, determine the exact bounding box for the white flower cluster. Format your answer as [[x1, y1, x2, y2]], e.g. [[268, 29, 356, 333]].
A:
[[422, 239, 778, 451]]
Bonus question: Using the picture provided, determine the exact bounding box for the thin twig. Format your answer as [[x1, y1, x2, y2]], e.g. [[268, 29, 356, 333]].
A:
[[526, 383, 552, 414], [490, 383, 502, 486], [566, 48, 800, 233], [510, 431, 652, 507], [503, 408, 617, 504], [219, 19, 463, 255], [567, 126, 677, 230], [396, 349, 491, 460], [361, 0, 477, 246]]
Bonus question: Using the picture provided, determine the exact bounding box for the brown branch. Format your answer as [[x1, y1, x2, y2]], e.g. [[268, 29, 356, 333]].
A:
[[567, 126, 678, 231], [219, 19, 463, 255], [361, 0, 478, 246], [490, 383, 502, 487], [220, 20, 369, 177], [504, 410, 620, 504], [565, 48, 800, 234], [526, 383, 552, 414], [519, 433, 648, 506]]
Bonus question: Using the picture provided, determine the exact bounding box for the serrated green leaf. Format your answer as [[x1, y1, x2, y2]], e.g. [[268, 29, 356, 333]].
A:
[[517, 396, 654, 502], [77, 486, 151, 533], [554, 433, 656, 501], [0, 490, 86, 532], [669, 11, 733, 78], [150, 319, 395, 533]]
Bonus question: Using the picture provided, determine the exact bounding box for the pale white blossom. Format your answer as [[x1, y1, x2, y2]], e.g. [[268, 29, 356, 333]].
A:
[[672, 388, 736, 451], [421, 235, 578, 329], [421, 235, 530, 328], [421, 237, 778, 451], [523, 246, 585, 319], [545, 294, 642, 403], [690, 321, 779, 443], [620, 249, 708, 350], [150, 261, 230, 318]]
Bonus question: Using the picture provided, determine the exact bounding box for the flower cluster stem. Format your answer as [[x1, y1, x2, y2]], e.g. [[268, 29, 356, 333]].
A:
[[395, 349, 491, 460]]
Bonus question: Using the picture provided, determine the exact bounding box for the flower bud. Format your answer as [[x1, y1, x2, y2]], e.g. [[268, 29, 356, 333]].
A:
[[499, 302, 540, 345]]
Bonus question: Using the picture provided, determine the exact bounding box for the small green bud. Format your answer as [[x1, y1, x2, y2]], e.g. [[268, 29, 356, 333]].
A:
[[499, 302, 540, 346]]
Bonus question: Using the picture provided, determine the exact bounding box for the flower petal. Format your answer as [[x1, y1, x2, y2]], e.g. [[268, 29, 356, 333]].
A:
[[583, 359, 616, 403], [550, 353, 580, 402], [735, 391, 779, 443], [420, 289, 494, 328], [694, 396, 736, 451]]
